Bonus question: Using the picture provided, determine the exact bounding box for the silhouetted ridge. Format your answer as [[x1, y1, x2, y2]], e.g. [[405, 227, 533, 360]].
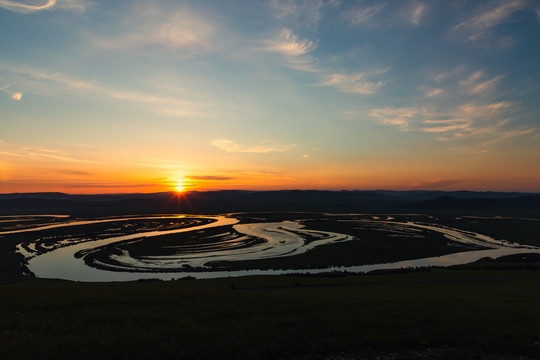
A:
[[1, 190, 539, 216], [413, 196, 481, 209], [412, 195, 540, 210]]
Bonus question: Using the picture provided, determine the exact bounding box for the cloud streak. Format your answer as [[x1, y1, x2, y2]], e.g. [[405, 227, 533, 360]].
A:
[[319, 71, 386, 94], [0, 0, 86, 13], [410, 179, 465, 190], [269, 0, 336, 29], [451, 0, 531, 41], [211, 139, 295, 153], [425, 88, 444, 98], [0, 145, 96, 163], [0, 0, 56, 12], [95, 7, 216, 53], [409, 3, 425, 26], [458, 70, 504, 95], [369, 100, 535, 147], [187, 175, 234, 181], [262, 28, 318, 72], [346, 3, 386, 26], [1, 64, 209, 117]]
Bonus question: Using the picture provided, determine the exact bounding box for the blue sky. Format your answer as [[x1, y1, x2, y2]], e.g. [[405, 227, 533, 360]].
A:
[[1, 0, 540, 193]]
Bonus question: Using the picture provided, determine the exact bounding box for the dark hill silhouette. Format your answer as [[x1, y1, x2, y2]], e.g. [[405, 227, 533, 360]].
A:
[[1, 190, 539, 217], [411, 195, 540, 210]]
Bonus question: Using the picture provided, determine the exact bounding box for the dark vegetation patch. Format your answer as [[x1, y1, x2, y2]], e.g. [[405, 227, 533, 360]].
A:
[[83, 225, 265, 272], [433, 216, 540, 247], [450, 253, 540, 271], [208, 219, 480, 271], [0, 215, 69, 232], [18, 216, 215, 256], [2, 270, 540, 359]]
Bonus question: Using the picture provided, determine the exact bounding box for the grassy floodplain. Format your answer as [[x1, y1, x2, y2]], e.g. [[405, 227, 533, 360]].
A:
[[2, 210, 540, 359], [2, 270, 540, 359]]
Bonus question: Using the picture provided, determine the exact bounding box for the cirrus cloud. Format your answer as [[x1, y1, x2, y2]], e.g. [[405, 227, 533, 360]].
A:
[[368, 100, 535, 147], [261, 28, 318, 72], [1, 64, 210, 117], [211, 139, 295, 153], [319, 71, 386, 94], [186, 175, 234, 181], [451, 0, 531, 42], [95, 8, 216, 53], [0, 0, 86, 13]]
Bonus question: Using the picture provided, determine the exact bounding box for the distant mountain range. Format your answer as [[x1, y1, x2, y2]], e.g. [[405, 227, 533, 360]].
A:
[[1, 190, 539, 216]]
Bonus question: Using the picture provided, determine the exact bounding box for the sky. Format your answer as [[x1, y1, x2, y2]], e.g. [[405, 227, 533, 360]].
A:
[[1, 0, 540, 194]]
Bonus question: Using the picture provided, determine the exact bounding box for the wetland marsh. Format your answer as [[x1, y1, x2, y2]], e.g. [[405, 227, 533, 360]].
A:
[[2, 209, 540, 359], [4, 212, 540, 281]]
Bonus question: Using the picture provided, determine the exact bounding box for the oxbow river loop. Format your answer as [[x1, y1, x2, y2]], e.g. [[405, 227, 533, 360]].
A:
[[9, 214, 540, 282]]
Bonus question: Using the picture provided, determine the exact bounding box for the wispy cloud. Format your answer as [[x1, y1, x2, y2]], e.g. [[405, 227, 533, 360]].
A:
[[0, 0, 87, 13], [479, 128, 535, 146], [269, 0, 337, 29], [451, 0, 530, 41], [96, 7, 216, 53], [433, 66, 465, 83], [369, 100, 535, 147], [458, 102, 512, 118], [0, 145, 95, 163], [186, 175, 234, 181], [1, 64, 209, 117], [369, 106, 433, 128], [425, 88, 444, 98], [211, 139, 295, 153], [52, 169, 95, 176], [458, 70, 504, 95], [0, 83, 22, 100], [346, 3, 386, 26], [410, 179, 465, 190], [60, 182, 155, 189], [0, 0, 56, 13], [409, 3, 425, 26], [319, 71, 386, 94], [0, 150, 24, 157], [22, 147, 94, 163], [346, 2, 426, 28], [262, 28, 318, 72], [270, 0, 298, 19]]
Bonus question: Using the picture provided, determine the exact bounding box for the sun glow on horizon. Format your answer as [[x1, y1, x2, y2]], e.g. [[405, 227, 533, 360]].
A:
[[173, 176, 187, 192]]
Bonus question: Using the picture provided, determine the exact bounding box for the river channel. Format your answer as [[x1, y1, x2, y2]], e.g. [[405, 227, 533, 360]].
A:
[[11, 214, 540, 282]]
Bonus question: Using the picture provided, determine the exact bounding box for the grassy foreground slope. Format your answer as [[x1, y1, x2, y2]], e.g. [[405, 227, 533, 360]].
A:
[[2, 270, 540, 359]]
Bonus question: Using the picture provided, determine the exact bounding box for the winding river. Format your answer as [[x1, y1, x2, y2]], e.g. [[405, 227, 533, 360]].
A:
[[9, 214, 540, 282]]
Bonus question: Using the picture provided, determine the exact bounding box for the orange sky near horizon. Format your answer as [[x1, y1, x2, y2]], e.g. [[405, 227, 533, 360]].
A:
[[2, 151, 540, 194]]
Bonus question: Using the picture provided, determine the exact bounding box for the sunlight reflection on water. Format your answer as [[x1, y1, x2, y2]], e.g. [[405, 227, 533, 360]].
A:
[[14, 214, 540, 282]]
